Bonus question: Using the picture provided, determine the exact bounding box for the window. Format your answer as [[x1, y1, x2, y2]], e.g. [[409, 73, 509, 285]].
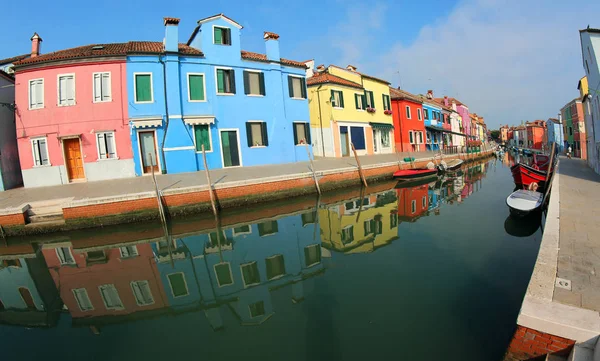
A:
[[31, 137, 49, 166], [2, 259, 21, 268], [433, 111, 438, 120], [99, 284, 123, 310], [427, 132, 432, 143], [214, 263, 233, 287], [119, 246, 138, 258], [167, 273, 189, 297], [134, 73, 153, 103], [417, 108, 422, 120], [288, 76, 306, 99], [258, 220, 278, 236], [422, 196, 426, 208], [418, 132, 424, 144], [331, 90, 344, 108], [381, 130, 390, 148], [266, 255, 286, 280], [301, 211, 316, 226], [390, 213, 398, 229], [246, 121, 268, 147], [216, 69, 236, 94], [29, 79, 44, 109], [304, 244, 321, 267], [569, 127, 573, 136], [72, 288, 93, 311], [406, 106, 411, 119], [411, 200, 417, 214], [243, 71, 265, 96], [586, 60, 590, 74], [293, 122, 311, 145], [382, 94, 391, 111], [249, 301, 265, 318], [233, 225, 251, 236], [187, 74, 205, 101], [56, 247, 75, 265], [209, 231, 226, 245], [424, 109, 429, 120], [364, 219, 374, 235], [214, 26, 231, 45], [58, 74, 75, 106], [409, 131, 415, 144], [93, 72, 111, 102], [341, 225, 354, 245], [241, 261, 260, 287], [194, 124, 212, 152], [131, 280, 154, 306], [96, 131, 117, 159], [355, 93, 366, 110], [365, 90, 375, 108]]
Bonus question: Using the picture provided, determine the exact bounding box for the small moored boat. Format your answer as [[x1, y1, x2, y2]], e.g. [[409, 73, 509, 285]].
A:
[[393, 168, 438, 180], [445, 159, 464, 170], [506, 190, 543, 217]]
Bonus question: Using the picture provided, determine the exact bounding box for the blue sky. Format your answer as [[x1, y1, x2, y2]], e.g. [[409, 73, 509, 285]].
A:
[[2, 0, 600, 129]]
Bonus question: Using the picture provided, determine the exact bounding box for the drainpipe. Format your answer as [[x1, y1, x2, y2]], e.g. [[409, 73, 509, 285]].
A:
[[159, 55, 169, 174], [316, 85, 326, 157]]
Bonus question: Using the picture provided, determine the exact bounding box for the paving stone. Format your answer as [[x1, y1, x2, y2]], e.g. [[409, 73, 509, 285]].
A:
[[582, 292, 600, 312], [553, 287, 582, 307]]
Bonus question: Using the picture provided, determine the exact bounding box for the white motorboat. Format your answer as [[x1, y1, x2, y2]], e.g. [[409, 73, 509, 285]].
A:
[[506, 190, 543, 217]]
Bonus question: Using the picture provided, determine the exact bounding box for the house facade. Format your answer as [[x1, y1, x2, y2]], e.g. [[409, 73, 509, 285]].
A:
[[526, 120, 546, 150], [433, 95, 465, 150], [307, 64, 394, 157], [580, 28, 600, 172], [13, 36, 135, 188], [0, 70, 22, 190], [127, 16, 311, 175], [389, 87, 425, 152], [560, 98, 586, 158], [422, 91, 443, 151], [546, 118, 564, 153]]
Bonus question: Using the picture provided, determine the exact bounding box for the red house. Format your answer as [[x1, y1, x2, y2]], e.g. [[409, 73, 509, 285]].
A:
[[526, 120, 547, 150], [390, 87, 426, 152]]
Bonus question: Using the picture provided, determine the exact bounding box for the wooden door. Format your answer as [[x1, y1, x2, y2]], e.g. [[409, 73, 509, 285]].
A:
[[18, 287, 36, 310], [139, 131, 159, 174], [340, 126, 350, 157], [63, 138, 85, 181]]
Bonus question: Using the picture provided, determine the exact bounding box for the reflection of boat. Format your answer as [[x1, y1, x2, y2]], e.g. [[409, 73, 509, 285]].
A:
[[506, 190, 543, 217], [394, 174, 438, 189], [445, 159, 464, 170], [504, 213, 542, 237], [393, 168, 438, 180]]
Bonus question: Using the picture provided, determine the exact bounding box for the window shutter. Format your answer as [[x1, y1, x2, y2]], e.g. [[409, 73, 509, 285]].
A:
[[94, 74, 102, 102], [66, 76, 75, 103], [246, 122, 253, 147], [217, 70, 225, 93], [214, 27, 222, 44], [369, 92, 374, 109], [293, 123, 298, 145], [39, 138, 48, 165], [261, 122, 269, 146], [305, 123, 311, 145], [243, 71, 250, 95], [32, 140, 40, 165], [259, 72, 266, 96], [59, 77, 67, 104], [194, 125, 202, 151], [288, 76, 294, 97], [382, 94, 386, 110], [330, 90, 335, 106], [97, 133, 107, 158], [339, 91, 344, 108], [364, 221, 369, 236], [361, 95, 366, 110], [102, 73, 111, 101], [229, 70, 236, 94], [106, 133, 115, 157], [300, 78, 307, 98], [202, 126, 210, 151], [224, 28, 231, 45], [355, 94, 359, 109]]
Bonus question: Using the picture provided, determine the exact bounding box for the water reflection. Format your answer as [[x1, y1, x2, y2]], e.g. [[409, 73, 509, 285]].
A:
[[1, 159, 500, 333]]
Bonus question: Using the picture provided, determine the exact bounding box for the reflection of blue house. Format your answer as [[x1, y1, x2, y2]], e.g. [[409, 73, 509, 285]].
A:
[[155, 210, 324, 329], [127, 15, 311, 176], [422, 99, 442, 151]]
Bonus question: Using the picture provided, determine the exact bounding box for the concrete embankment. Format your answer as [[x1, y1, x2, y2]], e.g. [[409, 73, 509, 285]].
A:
[[0, 150, 494, 236]]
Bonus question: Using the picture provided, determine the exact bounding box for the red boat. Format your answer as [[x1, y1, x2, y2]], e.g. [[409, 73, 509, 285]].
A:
[[533, 154, 550, 171], [394, 168, 438, 180]]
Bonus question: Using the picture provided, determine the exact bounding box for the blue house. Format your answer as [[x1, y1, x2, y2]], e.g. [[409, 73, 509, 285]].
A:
[[422, 98, 443, 151], [127, 15, 311, 175], [546, 118, 564, 152]]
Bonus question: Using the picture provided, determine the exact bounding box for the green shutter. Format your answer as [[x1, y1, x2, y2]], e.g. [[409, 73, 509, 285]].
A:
[[361, 95, 367, 110], [305, 123, 311, 145], [355, 94, 359, 109], [369, 92, 375, 108], [229, 69, 236, 94], [300, 78, 307, 98], [194, 125, 211, 152], [217, 70, 225, 93], [339, 91, 344, 108], [293, 123, 298, 145], [288, 76, 294, 97], [214, 27, 223, 44], [135, 74, 152, 102], [246, 122, 253, 147], [330, 90, 335, 106], [259, 72, 266, 95], [261, 122, 269, 146], [189, 75, 204, 101], [243, 71, 250, 95]]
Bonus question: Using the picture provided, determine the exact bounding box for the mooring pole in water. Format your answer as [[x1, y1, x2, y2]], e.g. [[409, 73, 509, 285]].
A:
[[149, 153, 174, 268], [355, 185, 366, 223], [351, 143, 368, 188], [305, 144, 321, 195], [201, 145, 225, 262], [543, 142, 557, 203]]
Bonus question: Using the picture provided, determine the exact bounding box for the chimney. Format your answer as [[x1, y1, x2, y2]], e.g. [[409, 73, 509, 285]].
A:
[[30, 33, 42, 58], [316, 64, 325, 72], [346, 65, 357, 72], [163, 17, 180, 52], [305, 59, 315, 78], [443, 95, 449, 106], [264, 31, 280, 61], [426, 90, 433, 99]]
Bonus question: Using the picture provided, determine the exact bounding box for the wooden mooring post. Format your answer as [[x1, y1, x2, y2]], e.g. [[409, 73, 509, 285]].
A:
[[149, 153, 174, 267], [305, 144, 321, 195], [201, 145, 226, 262], [351, 143, 368, 188]]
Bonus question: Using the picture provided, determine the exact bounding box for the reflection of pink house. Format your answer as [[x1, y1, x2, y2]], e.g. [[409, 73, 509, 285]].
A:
[[13, 35, 135, 188], [42, 243, 167, 319]]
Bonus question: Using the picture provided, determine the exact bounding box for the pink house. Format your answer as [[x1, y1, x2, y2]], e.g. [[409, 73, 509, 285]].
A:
[[435, 96, 470, 139], [13, 35, 134, 187]]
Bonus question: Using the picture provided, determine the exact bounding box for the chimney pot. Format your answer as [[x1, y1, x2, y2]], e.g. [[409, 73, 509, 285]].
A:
[[163, 17, 179, 52], [30, 32, 42, 58], [263, 31, 280, 40], [346, 65, 357, 72], [265, 31, 280, 61]]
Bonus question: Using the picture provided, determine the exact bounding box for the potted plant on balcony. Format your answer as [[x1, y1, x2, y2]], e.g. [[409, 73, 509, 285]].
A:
[[366, 107, 376, 113], [384, 110, 392, 115]]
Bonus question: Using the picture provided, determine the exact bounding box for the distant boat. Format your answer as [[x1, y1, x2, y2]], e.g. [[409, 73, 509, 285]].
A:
[[506, 190, 543, 217], [445, 159, 464, 170]]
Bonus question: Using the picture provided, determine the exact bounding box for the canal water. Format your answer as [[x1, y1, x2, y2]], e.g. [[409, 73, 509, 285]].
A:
[[0, 157, 543, 361]]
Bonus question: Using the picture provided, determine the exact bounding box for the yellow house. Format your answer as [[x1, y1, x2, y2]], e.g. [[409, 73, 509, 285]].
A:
[[578, 76, 589, 98], [305, 63, 394, 157], [319, 189, 399, 254]]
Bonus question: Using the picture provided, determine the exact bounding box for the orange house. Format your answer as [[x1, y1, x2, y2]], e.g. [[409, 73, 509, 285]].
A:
[[526, 120, 546, 150]]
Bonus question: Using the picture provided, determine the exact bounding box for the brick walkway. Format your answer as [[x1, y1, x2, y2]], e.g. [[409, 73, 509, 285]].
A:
[[0, 149, 460, 209], [554, 157, 600, 312]]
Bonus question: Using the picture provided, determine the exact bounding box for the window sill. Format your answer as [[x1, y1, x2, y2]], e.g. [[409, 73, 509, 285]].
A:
[[32, 164, 52, 168], [134, 101, 154, 104], [267, 274, 286, 281], [295, 143, 310, 146], [188, 99, 207, 103], [216, 93, 235, 96], [357, 109, 365, 112], [97, 157, 120, 162], [93, 100, 112, 104], [29, 106, 44, 111], [243, 282, 260, 289], [58, 103, 76, 107], [290, 97, 307, 100], [250, 145, 267, 148], [195, 150, 214, 154], [246, 94, 265, 97], [333, 107, 344, 110]]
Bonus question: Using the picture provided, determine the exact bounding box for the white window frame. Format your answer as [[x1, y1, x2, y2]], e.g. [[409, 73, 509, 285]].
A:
[[364, 90, 375, 109], [92, 72, 112, 103], [28, 78, 44, 110], [133, 72, 154, 104], [214, 67, 235, 96], [289, 74, 306, 100], [72, 288, 94, 312], [405, 106, 411, 119], [304, 244, 321, 268], [422, 196, 426, 208], [355, 92, 365, 111], [232, 224, 252, 236], [247, 120, 267, 148], [244, 69, 265, 97], [293, 121, 310, 146], [167, 272, 189, 298], [214, 262, 234, 287], [240, 261, 261, 288], [187, 72, 207, 102], [212, 25, 232, 45], [31, 136, 51, 167], [218, 128, 243, 168], [98, 284, 124, 310], [417, 108, 422, 120], [331, 89, 344, 109], [409, 130, 415, 145], [95, 131, 118, 161], [192, 124, 213, 153], [338, 122, 368, 156], [266, 254, 286, 280], [56, 246, 75, 265], [411, 200, 417, 214], [57, 73, 76, 107], [130, 280, 155, 306], [119, 245, 139, 258]]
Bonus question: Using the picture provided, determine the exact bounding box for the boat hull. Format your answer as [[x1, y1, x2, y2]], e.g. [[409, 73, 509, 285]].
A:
[[393, 168, 438, 180], [506, 190, 543, 218], [510, 163, 548, 189]]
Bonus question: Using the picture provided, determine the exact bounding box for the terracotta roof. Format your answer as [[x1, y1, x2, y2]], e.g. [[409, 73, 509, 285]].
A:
[[430, 98, 454, 112], [389, 87, 422, 103], [163, 17, 180, 25], [0, 54, 29, 65], [547, 118, 560, 124], [240, 50, 306, 68], [434, 96, 467, 107], [263, 31, 280, 40], [0, 69, 14, 82], [328, 65, 390, 85], [127, 41, 202, 55], [307, 72, 363, 89]]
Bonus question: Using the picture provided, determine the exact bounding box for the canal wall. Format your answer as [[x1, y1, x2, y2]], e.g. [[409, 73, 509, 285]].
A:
[[0, 150, 494, 236], [504, 160, 600, 361]]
